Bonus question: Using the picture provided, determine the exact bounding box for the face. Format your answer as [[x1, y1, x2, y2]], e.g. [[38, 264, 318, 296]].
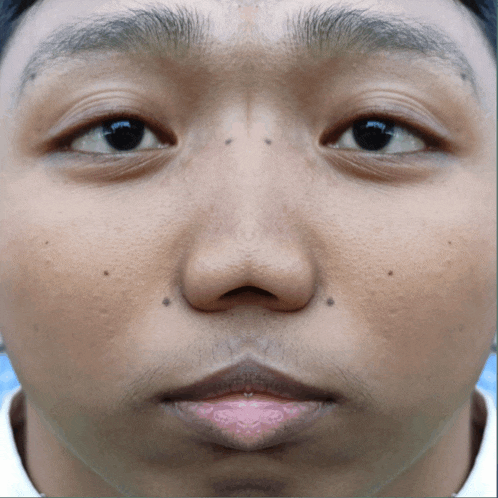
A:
[[0, 0, 495, 496]]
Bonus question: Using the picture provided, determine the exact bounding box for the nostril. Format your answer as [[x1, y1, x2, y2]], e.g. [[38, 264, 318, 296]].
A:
[[223, 286, 274, 298]]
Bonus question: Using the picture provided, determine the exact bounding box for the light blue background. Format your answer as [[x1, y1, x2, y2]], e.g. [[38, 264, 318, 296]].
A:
[[1, 351, 496, 406]]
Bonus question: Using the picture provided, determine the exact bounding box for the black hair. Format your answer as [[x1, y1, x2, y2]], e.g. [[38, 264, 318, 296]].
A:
[[458, 0, 497, 53], [0, 0, 496, 61]]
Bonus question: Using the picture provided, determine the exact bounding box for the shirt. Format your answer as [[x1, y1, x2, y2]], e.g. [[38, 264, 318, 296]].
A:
[[0, 385, 496, 497]]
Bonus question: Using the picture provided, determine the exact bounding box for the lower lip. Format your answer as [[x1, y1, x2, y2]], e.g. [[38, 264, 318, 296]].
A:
[[163, 393, 335, 451]]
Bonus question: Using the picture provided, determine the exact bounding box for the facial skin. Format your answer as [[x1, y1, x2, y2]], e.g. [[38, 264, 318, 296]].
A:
[[0, 0, 495, 496]]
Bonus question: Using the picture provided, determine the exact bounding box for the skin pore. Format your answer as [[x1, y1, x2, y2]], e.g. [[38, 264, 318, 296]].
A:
[[0, 0, 496, 496]]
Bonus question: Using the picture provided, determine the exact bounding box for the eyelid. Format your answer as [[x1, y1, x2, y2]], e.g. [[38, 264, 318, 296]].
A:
[[43, 109, 176, 152], [320, 106, 454, 152]]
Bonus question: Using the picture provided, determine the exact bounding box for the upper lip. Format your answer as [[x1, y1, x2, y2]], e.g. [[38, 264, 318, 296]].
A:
[[159, 358, 339, 402]]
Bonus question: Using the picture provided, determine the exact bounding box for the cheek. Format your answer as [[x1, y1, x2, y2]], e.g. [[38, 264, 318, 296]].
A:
[[340, 191, 496, 410], [0, 198, 144, 406], [362, 241, 495, 362]]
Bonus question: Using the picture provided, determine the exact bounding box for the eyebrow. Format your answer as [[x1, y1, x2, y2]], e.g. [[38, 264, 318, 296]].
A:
[[17, 4, 478, 101], [284, 5, 477, 88], [17, 5, 212, 96]]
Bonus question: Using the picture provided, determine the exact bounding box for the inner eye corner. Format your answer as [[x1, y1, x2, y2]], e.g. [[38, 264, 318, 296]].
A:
[[163, 130, 178, 146], [319, 128, 342, 147]]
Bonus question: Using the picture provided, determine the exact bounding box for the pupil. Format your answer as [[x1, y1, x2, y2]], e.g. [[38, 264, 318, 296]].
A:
[[352, 119, 395, 151], [102, 119, 145, 151]]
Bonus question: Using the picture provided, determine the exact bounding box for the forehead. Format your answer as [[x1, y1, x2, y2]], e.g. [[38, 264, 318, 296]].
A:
[[1, 0, 496, 111]]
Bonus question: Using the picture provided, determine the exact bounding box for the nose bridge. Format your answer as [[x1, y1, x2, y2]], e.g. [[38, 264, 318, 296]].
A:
[[214, 104, 283, 243], [178, 103, 317, 312]]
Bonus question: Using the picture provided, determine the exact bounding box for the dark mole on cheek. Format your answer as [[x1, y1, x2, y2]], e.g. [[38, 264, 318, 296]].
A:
[[103, 271, 109, 276], [265, 139, 272, 145], [327, 298, 334, 306], [162, 298, 171, 306], [225, 139, 233, 145], [388, 271, 394, 276], [461, 73, 467, 81], [448, 241, 452, 245], [45, 241, 49, 245]]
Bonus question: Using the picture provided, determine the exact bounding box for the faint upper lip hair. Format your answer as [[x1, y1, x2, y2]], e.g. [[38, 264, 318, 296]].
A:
[[158, 358, 340, 402]]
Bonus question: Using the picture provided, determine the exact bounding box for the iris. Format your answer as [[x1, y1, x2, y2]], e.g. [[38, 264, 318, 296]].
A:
[[102, 119, 145, 151], [352, 119, 395, 151]]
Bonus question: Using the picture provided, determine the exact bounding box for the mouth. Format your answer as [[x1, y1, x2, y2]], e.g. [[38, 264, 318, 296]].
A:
[[158, 358, 340, 451], [159, 358, 338, 402]]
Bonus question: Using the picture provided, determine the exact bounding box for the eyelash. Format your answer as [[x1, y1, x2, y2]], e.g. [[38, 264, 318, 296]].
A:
[[321, 112, 444, 152], [48, 109, 445, 157], [52, 113, 175, 152]]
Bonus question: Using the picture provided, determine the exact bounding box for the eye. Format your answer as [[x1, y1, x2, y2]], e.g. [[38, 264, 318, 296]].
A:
[[70, 118, 163, 153], [329, 118, 425, 154]]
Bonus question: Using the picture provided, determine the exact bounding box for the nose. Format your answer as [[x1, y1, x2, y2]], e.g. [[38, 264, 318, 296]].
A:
[[179, 105, 318, 313], [180, 234, 317, 312]]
